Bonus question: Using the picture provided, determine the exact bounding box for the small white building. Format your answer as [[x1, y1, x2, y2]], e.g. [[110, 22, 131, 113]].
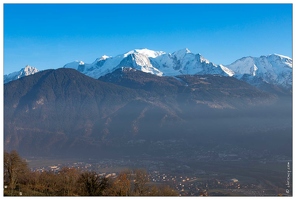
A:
[[230, 178, 238, 183]]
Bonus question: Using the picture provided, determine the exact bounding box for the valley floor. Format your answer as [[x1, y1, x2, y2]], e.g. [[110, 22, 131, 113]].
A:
[[26, 140, 292, 196]]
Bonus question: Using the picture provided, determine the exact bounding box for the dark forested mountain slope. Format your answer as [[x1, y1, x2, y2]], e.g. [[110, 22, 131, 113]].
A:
[[4, 68, 288, 157]]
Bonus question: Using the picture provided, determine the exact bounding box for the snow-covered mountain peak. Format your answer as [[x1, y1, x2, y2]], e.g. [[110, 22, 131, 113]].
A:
[[23, 65, 39, 75], [124, 48, 166, 58], [266, 54, 292, 68], [172, 48, 192, 59], [226, 54, 292, 88], [93, 55, 111, 63], [226, 56, 255, 75], [100, 55, 110, 60], [4, 65, 39, 84], [175, 48, 191, 54], [268, 53, 291, 60]]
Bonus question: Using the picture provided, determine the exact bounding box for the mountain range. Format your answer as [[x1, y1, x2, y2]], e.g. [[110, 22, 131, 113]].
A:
[[3, 48, 292, 157], [4, 48, 292, 90], [4, 67, 291, 157]]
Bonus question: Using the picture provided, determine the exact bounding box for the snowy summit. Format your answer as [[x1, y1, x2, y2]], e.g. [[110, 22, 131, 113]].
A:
[[4, 65, 39, 84]]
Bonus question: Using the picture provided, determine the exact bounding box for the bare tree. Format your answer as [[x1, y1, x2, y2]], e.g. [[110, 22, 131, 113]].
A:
[[76, 171, 109, 196], [134, 169, 149, 195], [58, 167, 80, 196], [106, 171, 131, 196], [4, 150, 29, 193]]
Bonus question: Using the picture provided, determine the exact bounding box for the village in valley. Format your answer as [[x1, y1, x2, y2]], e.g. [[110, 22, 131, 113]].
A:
[[27, 139, 291, 196]]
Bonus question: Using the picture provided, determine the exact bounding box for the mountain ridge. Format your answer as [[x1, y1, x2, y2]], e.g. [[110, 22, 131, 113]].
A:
[[4, 48, 292, 90]]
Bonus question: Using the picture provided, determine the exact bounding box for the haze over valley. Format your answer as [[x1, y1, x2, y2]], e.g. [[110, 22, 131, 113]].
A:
[[4, 48, 292, 196]]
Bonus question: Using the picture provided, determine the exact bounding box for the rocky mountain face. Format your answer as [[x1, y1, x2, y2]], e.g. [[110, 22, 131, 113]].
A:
[[4, 67, 289, 157]]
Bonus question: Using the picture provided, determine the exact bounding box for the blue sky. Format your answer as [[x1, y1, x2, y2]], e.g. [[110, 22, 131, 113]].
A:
[[3, 4, 292, 74]]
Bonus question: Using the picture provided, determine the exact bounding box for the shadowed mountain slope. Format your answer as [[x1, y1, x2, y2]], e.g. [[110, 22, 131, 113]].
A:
[[4, 68, 287, 157]]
